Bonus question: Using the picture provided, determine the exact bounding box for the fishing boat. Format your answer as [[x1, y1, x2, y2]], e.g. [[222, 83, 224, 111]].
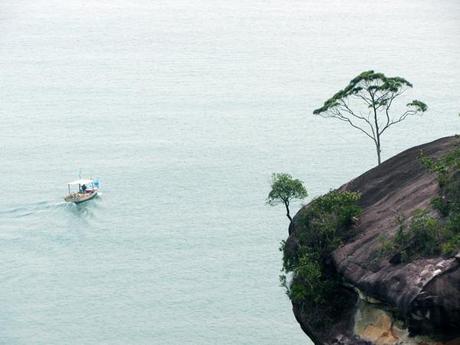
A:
[[64, 178, 100, 204]]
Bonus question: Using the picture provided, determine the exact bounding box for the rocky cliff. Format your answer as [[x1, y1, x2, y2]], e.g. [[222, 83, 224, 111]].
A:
[[286, 136, 460, 345]]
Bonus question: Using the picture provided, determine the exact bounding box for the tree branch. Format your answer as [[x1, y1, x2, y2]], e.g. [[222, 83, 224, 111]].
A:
[[380, 109, 419, 135], [339, 100, 377, 139], [328, 109, 377, 143]]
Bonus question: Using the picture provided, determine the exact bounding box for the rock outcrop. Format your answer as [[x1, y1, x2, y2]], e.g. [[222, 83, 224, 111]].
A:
[[287, 136, 460, 345]]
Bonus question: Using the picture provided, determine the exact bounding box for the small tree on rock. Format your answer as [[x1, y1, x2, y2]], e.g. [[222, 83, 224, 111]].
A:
[[267, 173, 308, 222], [313, 70, 428, 165]]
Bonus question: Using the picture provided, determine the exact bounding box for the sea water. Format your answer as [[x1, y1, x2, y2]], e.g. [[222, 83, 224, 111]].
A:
[[0, 1, 459, 344]]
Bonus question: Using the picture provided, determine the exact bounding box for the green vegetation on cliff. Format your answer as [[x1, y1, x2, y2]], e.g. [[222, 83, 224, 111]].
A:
[[280, 191, 361, 326], [380, 143, 460, 263]]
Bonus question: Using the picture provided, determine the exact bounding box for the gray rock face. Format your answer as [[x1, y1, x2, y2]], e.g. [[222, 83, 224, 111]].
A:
[[288, 136, 460, 344]]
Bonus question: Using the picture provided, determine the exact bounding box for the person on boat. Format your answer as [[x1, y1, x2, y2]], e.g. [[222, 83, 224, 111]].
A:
[[81, 184, 87, 193]]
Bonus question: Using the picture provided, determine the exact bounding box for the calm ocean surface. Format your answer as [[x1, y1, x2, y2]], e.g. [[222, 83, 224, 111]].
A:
[[0, 1, 459, 344]]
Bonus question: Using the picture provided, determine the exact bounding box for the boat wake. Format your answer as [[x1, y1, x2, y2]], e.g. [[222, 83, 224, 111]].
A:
[[0, 200, 77, 218]]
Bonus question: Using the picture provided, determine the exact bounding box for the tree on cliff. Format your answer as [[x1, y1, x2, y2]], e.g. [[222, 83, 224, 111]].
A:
[[267, 173, 308, 222], [313, 70, 428, 165]]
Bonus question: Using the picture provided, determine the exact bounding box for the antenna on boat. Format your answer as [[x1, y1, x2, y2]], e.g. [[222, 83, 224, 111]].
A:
[[78, 169, 82, 179]]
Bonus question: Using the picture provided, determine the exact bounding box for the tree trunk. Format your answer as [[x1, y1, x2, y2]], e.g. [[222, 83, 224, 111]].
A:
[[376, 142, 381, 165], [370, 92, 382, 166], [284, 201, 292, 222]]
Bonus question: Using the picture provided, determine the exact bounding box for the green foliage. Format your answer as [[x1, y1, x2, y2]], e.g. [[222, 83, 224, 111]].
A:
[[420, 148, 460, 187], [289, 254, 324, 303], [407, 100, 428, 112], [421, 146, 460, 217], [295, 191, 361, 261], [313, 71, 416, 115], [441, 234, 460, 256], [380, 210, 458, 263], [267, 173, 308, 206], [267, 173, 308, 221], [280, 190, 361, 307], [431, 196, 449, 216], [381, 145, 460, 263], [410, 211, 442, 256]]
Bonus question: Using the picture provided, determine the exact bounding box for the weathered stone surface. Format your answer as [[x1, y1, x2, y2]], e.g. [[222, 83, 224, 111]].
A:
[[353, 300, 459, 345], [288, 136, 460, 344]]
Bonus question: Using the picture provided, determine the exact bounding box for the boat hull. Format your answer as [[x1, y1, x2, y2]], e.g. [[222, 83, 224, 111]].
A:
[[65, 191, 98, 204]]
